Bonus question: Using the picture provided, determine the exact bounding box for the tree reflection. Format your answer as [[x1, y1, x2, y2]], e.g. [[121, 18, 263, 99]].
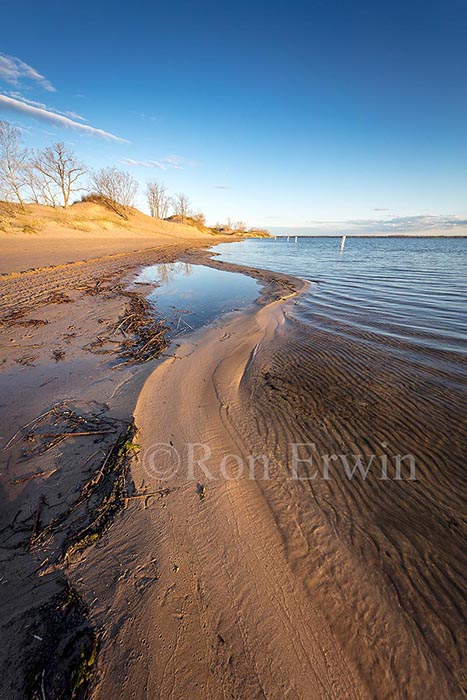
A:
[[157, 262, 192, 285]]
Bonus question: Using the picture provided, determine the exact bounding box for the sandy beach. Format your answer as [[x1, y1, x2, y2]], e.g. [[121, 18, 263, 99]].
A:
[[2, 7, 466, 698], [0, 205, 465, 700], [83, 279, 466, 700], [0, 203, 234, 698]]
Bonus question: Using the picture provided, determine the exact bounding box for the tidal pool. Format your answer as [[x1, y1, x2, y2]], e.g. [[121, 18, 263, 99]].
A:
[[135, 262, 259, 333]]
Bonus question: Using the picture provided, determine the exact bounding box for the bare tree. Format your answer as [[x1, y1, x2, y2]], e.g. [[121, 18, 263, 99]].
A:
[[0, 121, 29, 207], [191, 211, 206, 227], [25, 163, 59, 207], [171, 192, 191, 222], [235, 220, 246, 232], [24, 164, 40, 205], [33, 142, 86, 208], [146, 180, 169, 219], [90, 167, 139, 209]]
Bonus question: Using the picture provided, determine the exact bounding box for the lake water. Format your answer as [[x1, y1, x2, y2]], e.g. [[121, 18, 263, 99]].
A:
[[213, 237, 467, 359], [135, 261, 259, 333]]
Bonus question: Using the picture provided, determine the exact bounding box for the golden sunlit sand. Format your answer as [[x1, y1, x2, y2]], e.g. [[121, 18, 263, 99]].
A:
[[0, 205, 465, 700]]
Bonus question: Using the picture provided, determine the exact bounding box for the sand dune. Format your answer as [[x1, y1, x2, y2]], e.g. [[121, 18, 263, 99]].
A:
[[0, 201, 218, 274]]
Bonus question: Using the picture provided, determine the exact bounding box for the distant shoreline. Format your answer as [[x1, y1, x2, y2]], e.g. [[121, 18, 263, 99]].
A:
[[268, 234, 467, 238]]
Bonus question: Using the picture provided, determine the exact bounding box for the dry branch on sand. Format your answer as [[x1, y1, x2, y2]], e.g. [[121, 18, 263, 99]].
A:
[[3, 401, 117, 458], [0, 290, 72, 329], [73, 279, 169, 365], [112, 292, 168, 365]]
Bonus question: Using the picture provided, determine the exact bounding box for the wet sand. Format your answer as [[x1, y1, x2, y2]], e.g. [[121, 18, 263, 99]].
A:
[[1, 228, 466, 699], [0, 235, 238, 699], [76, 275, 465, 698]]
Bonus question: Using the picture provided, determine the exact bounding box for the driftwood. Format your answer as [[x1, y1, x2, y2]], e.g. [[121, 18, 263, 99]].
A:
[[3, 402, 118, 460], [30, 494, 46, 546], [33, 430, 116, 439]]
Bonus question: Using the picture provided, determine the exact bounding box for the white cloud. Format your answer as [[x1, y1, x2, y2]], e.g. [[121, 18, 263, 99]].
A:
[[122, 154, 198, 170], [0, 94, 127, 142], [123, 158, 169, 169], [165, 154, 198, 168], [343, 215, 467, 233], [291, 214, 467, 236], [6, 91, 87, 121], [0, 53, 55, 92]]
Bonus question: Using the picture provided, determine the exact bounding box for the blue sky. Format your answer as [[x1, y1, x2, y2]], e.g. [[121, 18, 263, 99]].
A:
[[1, 0, 467, 234]]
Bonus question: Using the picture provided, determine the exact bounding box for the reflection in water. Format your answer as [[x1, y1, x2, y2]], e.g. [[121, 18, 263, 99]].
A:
[[156, 262, 193, 286], [134, 262, 259, 334]]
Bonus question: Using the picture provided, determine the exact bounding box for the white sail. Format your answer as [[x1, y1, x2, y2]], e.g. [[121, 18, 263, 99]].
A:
[[295, 236, 298, 243], [340, 234, 346, 252]]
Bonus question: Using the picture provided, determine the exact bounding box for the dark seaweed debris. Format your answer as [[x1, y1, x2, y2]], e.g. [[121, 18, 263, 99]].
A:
[[114, 291, 168, 365], [28, 582, 98, 700], [81, 288, 169, 365], [2, 406, 139, 700], [28, 417, 137, 562]]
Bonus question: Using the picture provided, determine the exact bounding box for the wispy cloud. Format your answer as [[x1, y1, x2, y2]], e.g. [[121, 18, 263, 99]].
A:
[[288, 214, 467, 236], [164, 154, 198, 168], [0, 94, 127, 142], [0, 53, 55, 92], [344, 215, 467, 233], [214, 185, 233, 190], [123, 154, 198, 170], [6, 91, 87, 121], [123, 158, 169, 169]]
